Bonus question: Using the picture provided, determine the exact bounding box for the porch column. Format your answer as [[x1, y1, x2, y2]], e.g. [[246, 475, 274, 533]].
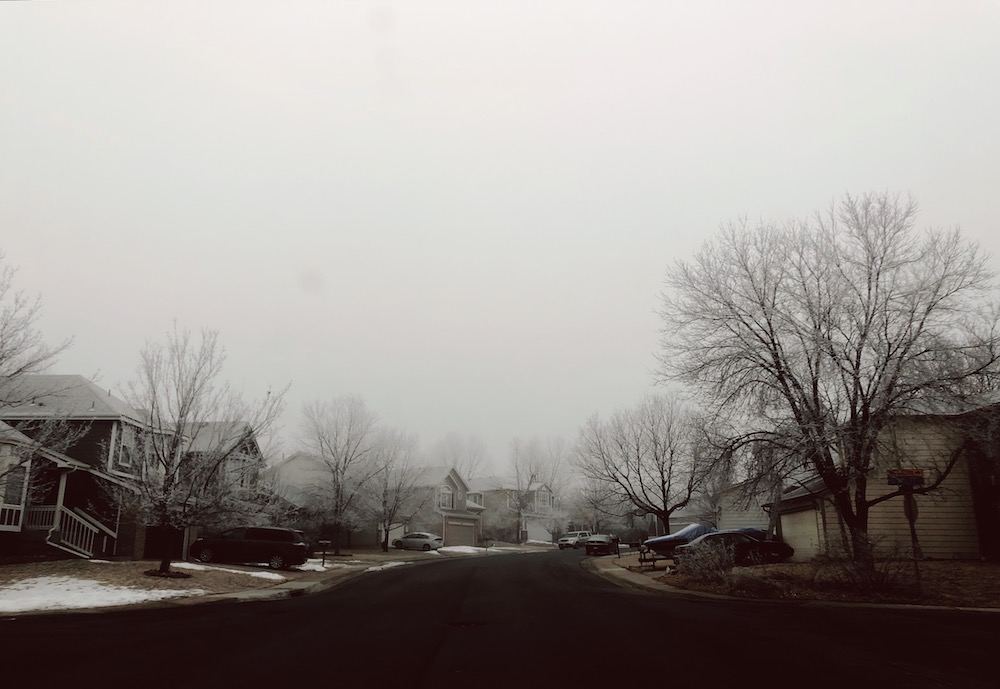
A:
[[49, 470, 69, 539]]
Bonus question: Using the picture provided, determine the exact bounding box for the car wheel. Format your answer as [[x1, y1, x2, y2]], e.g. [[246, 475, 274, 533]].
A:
[[558, 545, 565, 550], [393, 540, 403, 549], [422, 544, 431, 551], [197, 547, 213, 563], [268, 553, 286, 570]]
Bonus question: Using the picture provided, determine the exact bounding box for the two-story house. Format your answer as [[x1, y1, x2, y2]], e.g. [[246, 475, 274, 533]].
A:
[[396, 466, 484, 547], [467, 476, 558, 543], [0, 374, 269, 562], [0, 375, 144, 560]]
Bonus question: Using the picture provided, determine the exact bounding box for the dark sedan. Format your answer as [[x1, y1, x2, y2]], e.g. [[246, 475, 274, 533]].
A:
[[672, 530, 794, 566], [584, 534, 620, 556], [642, 523, 716, 557], [188, 526, 310, 570]]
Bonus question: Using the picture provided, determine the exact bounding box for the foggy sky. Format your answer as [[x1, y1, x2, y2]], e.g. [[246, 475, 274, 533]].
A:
[[3, 1, 999, 469]]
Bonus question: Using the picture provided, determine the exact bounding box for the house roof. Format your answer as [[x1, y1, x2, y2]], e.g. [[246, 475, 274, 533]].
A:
[[0, 374, 145, 424], [412, 466, 470, 492], [185, 421, 258, 455], [466, 476, 549, 493]]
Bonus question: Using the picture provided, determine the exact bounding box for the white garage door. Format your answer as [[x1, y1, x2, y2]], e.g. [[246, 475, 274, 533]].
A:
[[780, 510, 821, 561]]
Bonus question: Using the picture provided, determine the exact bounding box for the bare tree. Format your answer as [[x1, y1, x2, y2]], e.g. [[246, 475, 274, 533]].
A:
[[0, 254, 71, 402], [300, 395, 379, 555], [0, 254, 83, 494], [361, 427, 427, 552], [501, 436, 571, 543], [659, 192, 1000, 572], [573, 394, 709, 533], [118, 326, 287, 574], [572, 477, 633, 533], [430, 432, 492, 479]]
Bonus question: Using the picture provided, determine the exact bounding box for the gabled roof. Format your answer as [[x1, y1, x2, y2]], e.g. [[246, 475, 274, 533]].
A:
[[0, 374, 145, 424], [411, 466, 470, 493]]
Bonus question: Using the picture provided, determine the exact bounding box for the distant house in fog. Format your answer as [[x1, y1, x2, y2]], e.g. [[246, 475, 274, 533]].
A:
[[467, 476, 558, 543], [392, 466, 484, 547]]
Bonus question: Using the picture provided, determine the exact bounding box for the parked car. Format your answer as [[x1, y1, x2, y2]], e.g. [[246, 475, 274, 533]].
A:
[[672, 530, 795, 566], [293, 530, 317, 558], [392, 532, 443, 551], [557, 531, 593, 550], [584, 534, 620, 556], [188, 526, 310, 570], [642, 523, 716, 557]]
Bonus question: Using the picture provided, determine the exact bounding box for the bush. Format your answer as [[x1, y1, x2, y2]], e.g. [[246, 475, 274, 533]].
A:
[[676, 545, 779, 595], [813, 543, 918, 594], [676, 544, 735, 583]]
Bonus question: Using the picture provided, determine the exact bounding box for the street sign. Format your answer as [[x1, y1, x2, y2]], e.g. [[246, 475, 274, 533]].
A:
[[888, 468, 925, 486]]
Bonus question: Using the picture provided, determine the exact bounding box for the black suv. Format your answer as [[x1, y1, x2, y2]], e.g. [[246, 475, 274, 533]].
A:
[[188, 527, 309, 569]]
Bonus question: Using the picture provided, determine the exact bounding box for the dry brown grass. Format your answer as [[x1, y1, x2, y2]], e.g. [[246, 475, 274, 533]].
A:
[[613, 552, 1000, 608], [0, 559, 309, 595]]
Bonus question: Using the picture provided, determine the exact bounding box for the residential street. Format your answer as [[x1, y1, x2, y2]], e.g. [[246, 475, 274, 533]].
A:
[[1, 549, 996, 688]]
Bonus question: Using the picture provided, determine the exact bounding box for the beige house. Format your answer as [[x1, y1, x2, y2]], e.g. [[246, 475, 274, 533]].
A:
[[761, 406, 999, 562], [395, 466, 484, 547]]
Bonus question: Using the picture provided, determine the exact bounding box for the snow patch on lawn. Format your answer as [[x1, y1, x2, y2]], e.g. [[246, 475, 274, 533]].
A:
[[365, 562, 409, 572], [0, 576, 207, 613], [171, 562, 286, 580]]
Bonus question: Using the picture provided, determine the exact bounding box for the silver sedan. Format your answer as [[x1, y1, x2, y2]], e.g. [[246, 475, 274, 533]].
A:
[[392, 532, 444, 551]]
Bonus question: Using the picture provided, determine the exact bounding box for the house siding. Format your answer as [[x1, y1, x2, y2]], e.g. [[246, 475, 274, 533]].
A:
[[717, 489, 770, 532], [781, 414, 985, 561]]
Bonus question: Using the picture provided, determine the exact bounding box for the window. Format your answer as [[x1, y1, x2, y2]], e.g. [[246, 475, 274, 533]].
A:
[[0, 446, 27, 505], [439, 486, 454, 509]]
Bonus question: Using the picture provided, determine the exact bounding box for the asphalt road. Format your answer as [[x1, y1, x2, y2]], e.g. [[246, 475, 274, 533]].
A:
[[2, 550, 996, 688]]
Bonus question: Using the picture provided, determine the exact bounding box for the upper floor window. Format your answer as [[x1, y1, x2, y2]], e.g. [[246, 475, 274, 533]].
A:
[[538, 490, 550, 508], [439, 486, 454, 509]]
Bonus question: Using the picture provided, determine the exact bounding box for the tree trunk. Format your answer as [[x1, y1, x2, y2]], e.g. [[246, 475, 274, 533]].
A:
[[332, 522, 342, 556], [158, 554, 172, 574]]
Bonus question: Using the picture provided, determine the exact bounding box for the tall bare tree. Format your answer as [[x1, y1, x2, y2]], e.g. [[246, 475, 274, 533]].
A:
[[300, 395, 379, 555], [361, 427, 427, 552], [659, 192, 1000, 571], [0, 254, 82, 494], [430, 432, 492, 479], [120, 325, 287, 574], [574, 394, 709, 533]]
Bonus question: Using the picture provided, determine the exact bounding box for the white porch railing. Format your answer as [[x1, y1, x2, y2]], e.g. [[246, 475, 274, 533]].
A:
[[53, 507, 98, 558], [0, 503, 23, 530], [24, 505, 57, 530]]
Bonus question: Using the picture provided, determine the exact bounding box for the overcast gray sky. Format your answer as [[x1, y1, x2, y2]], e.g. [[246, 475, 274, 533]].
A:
[[3, 1, 999, 470]]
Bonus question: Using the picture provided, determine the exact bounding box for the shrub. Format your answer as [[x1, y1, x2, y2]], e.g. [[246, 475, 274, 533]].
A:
[[813, 543, 918, 594], [676, 544, 735, 583]]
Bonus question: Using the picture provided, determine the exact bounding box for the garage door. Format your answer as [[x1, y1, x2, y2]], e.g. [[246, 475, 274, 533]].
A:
[[445, 518, 477, 547], [780, 510, 821, 561]]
